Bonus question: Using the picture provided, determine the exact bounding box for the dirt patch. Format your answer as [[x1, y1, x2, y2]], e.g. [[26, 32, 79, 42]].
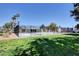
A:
[[0, 33, 18, 40]]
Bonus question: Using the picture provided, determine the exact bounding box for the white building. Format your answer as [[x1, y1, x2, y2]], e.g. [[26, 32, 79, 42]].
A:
[[19, 25, 41, 33]]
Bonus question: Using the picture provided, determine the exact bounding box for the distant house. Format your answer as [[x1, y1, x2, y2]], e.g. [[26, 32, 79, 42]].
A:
[[19, 25, 74, 33], [58, 27, 73, 32], [19, 25, 41, 33]]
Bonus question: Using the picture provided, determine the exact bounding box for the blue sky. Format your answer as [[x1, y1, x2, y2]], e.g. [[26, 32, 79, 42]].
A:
[[0, 3, 77, 27]]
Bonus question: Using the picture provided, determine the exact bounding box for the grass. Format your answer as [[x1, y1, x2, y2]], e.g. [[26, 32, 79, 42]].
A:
[[0, 33, 79, 56], [64, 33, 79, 36]]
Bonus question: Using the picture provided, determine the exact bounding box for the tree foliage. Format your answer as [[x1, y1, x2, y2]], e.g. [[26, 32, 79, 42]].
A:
[[40, 24, 46, 29], [48, 22, 58, 32], [11, 13, 20, 29], [71, 3, 79, 21], [75, 24, 79, 29], [12, 13, 20, 21], [3, 22, 13, 33]]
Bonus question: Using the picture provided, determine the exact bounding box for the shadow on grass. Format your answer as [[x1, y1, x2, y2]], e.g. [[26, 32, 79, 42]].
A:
[[14, 37, 79, 56], [64, 33, 79, 36]]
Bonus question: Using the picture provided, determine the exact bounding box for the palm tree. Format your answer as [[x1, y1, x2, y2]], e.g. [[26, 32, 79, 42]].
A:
[[11, 13, 20, 32]]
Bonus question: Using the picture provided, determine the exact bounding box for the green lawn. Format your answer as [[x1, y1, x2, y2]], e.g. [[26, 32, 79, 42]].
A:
[[0, 33, 79, 56]]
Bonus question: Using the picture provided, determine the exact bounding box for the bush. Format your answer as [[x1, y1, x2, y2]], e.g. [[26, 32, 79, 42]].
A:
[[0, 33, 3, 36]]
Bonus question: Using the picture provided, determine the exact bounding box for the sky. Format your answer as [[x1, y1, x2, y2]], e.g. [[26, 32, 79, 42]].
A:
[[0, 3, 77, 27]]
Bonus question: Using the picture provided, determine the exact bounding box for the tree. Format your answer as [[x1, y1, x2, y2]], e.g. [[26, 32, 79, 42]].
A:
[[1, 13, 20, 37], [3, 22, 13, 33], [14, 21, 20, 37], [40, 24, 46, 32], [40, 24, 45, 29], [70, 3, 79, 21], [70, 3, 79, 30], [2, 22, 13, 37], [48, 22, 58, 32], [11, 13, 20, 36], [75, 24, 79, 29], [11, 13, 20, 31], [12, 13, 20, 21]]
